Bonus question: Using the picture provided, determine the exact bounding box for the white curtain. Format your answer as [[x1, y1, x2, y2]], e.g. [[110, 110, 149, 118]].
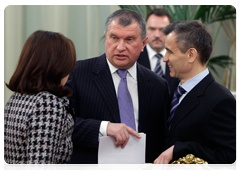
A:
[[221, 19, 236, 94]]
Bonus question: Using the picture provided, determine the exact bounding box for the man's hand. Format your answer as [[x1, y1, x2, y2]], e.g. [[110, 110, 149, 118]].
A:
[[106, 122, 141, 148], [154, 145, 174, 164]]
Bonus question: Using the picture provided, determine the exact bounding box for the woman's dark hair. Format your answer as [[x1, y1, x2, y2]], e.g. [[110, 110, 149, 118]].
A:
[[6, 30, 76, 97]]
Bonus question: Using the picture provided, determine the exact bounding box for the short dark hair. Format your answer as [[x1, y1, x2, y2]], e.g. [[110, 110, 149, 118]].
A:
[[163, 20, 213, 64], [6, 30, 76, 97], [146, 8, 173, 23], [105, 9, 146, 40]]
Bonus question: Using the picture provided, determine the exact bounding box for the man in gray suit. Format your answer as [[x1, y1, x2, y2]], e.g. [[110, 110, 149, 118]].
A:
[[66, 9, 169, 163]]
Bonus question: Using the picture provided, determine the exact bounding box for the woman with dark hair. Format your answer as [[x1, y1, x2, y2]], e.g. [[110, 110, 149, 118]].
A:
[[4, 30, 76, 164]]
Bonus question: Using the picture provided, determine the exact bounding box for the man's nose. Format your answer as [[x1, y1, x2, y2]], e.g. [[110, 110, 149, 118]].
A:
[[154, 30, 161, 37], [117, 40, 126, 51], [163, 54, 168, 62]]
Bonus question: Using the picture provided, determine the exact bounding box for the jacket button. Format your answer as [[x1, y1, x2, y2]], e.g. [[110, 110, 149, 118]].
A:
[[166, 138, 169, 142]]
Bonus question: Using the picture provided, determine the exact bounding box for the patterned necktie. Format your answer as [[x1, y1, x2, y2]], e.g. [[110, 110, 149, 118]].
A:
[[154, 53, 164, 77], [167, 86, 186, 130], [117, 69, 136, 130]]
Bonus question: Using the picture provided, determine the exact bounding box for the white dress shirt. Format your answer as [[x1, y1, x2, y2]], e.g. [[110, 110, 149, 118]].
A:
[[99, 58, 139, 137], [146, 43, 166, 75]]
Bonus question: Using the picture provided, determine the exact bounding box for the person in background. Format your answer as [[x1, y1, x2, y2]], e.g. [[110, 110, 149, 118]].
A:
[[4, 30, 76, 164], [154, 20, 236, 164], [138, 8, 179, 93], [66, 9, 169, 164]]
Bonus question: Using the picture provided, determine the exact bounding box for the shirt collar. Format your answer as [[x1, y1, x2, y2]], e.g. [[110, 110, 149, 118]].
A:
[[146, 43, 166, 58], [180, 68, 209, 93], [106, 57, 137, 81]]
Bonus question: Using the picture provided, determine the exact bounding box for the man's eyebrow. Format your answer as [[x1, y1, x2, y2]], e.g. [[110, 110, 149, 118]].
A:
[[109, 33, 117, 37], [126, 35, 136, 39], [165, 47, 173, 53], [148, 26, 155, 29]]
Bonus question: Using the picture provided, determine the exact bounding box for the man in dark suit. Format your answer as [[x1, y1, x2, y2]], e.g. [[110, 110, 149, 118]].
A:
[[66, 9, 169, 164], [154, 20, 236, 164], [137, 8, 179, 93]]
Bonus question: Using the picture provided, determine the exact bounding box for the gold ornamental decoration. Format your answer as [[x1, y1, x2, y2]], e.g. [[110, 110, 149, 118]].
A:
[[137, 154, 232, 170], [168, 154, 233, 170]]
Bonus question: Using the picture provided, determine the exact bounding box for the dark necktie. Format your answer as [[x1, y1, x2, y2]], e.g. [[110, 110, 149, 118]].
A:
[[154, 53, 163, 77], [167, 86, 186, 130], [117, 69, 136, 130]]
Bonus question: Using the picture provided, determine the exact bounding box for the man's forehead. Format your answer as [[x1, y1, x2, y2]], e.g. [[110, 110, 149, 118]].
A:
[[108, 20, 141, 35], [166, 32, 177, 41], [165, 32, 178, 48], [147, 15, 170, 25]]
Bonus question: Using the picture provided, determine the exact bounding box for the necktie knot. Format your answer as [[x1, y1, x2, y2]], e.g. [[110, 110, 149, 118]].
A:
[[155, 53, 163, 59], [117, 69, 128, 79], [174, 86, 186, 99]]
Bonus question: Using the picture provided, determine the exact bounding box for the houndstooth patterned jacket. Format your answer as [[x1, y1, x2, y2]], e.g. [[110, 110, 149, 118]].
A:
[[4, 91, 74, 164]]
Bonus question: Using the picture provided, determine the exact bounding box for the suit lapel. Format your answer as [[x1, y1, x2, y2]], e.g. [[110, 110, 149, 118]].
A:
[[92, 54, 120, 123], [137, 64, 153, 131], [167, 73, 215, 135]]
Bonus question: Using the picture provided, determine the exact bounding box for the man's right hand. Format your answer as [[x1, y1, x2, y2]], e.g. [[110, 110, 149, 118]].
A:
[[154, 145, 174, 164], [106, 122, 141, 148]]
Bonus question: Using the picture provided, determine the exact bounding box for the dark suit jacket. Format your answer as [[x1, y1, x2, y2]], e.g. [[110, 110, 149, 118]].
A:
[[138, 46, 179, 93], [66, 54, 170, 164], [164, 73, 236, 164]]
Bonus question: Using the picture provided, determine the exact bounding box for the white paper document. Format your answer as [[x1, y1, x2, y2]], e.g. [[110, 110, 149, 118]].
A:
[[98, 133, 146, 164]]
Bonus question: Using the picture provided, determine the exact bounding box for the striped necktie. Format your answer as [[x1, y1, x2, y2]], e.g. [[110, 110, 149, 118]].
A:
[[154, 53, 164, 77], [167, 86, 186, 130]]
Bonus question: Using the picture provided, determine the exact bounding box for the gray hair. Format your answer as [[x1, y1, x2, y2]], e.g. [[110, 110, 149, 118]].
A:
[[105, 9, 147, 40]]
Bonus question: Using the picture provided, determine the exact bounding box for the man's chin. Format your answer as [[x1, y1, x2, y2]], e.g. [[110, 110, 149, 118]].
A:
[[151, 45, 164, 52], [169, 72, 176, 78]]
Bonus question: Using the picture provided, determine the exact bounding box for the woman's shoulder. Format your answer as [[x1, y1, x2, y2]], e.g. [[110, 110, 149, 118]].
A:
[[35, 91, 69, 107]]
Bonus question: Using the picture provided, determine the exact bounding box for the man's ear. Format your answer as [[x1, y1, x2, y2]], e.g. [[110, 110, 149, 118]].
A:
[[104, 31, 106, 39], [141, 37, 148, 52], [188, 48, 198, 63]]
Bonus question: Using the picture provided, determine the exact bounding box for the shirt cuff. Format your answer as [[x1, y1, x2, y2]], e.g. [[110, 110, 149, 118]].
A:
[[99, 121, 109, 137]]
